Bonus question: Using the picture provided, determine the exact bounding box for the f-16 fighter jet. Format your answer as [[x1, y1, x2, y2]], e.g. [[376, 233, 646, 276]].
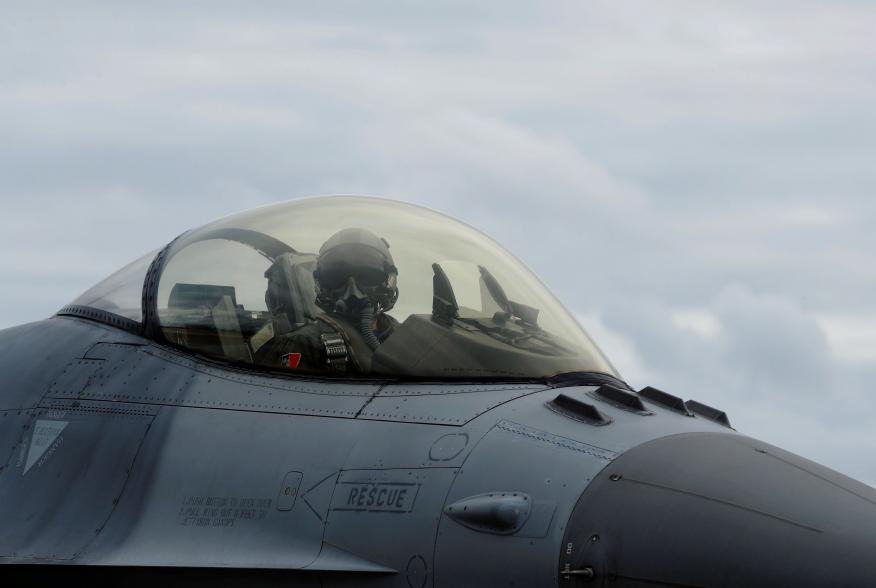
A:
[[2, 196, 876, 586]]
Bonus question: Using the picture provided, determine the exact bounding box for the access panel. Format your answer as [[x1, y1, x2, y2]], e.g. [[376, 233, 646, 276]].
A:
[[0, 399, 156, 561]]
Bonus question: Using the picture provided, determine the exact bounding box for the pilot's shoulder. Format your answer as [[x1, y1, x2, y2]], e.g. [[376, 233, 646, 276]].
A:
[[381, 313, 401, 330], [285, 319, 332, 341], [315, 314, 353, 336]]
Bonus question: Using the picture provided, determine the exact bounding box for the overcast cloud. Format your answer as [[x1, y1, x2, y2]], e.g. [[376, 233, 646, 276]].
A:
[[2, 2, 876, 483]]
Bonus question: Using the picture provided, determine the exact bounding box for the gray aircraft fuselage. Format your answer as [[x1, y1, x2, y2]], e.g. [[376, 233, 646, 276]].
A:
[[3, 313, 876, 587]]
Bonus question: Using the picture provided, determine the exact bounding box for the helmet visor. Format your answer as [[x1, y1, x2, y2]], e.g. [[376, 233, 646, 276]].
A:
[[318, 264, 389, 290]]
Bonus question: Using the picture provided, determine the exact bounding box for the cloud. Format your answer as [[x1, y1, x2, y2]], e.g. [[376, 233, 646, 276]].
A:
[[593, 285, 876, 484], [816, 314, 876, 363], [1, 2, 875, 485]]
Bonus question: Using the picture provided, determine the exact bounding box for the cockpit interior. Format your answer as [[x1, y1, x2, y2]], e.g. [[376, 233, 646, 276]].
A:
[[66, 197, 617, 380]]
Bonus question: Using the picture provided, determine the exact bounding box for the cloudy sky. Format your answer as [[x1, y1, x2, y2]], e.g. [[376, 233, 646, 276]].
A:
[[2, 2, 875, 484]]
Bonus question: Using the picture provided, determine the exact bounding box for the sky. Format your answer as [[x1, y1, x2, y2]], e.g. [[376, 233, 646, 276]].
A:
[[2, 2, 875, 484]]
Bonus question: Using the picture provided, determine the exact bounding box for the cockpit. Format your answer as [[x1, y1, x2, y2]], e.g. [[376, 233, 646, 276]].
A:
[[63, 197, 617, 380]]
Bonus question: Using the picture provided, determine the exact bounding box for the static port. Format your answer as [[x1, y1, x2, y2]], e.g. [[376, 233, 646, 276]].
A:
[[561, 567, 595, 581]]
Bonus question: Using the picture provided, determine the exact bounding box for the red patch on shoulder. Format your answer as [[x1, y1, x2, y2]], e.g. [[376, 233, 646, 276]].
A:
[[282, 353, 302, 369]]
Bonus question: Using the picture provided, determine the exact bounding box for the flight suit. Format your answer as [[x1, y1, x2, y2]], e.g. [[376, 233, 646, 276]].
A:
[[258, 313, 398, 374]]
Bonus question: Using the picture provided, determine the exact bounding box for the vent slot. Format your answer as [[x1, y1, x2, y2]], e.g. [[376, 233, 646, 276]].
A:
[[639, 386, 692, 415], [547, 393, 611, 426], [685, 399, 732, 428], [590, 384, 651, 415]]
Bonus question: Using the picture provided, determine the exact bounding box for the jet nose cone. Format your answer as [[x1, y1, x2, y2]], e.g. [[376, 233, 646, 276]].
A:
[[560, 432, 876, 587]]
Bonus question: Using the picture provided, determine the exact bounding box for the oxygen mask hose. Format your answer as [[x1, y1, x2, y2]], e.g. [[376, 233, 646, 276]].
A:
[[360, 305, 381, 350]]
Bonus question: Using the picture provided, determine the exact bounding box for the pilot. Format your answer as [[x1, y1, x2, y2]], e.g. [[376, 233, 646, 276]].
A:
[[265, 227, 399, 373]]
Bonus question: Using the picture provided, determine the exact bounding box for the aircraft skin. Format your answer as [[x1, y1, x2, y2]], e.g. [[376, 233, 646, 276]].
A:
[[2, 199, 876, 587]]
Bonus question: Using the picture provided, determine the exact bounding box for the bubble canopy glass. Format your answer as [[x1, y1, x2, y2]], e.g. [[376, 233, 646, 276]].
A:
[[67, 197, 618, 381]]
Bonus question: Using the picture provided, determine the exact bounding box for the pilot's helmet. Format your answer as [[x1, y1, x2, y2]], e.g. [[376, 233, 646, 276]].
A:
[[313, 227, 399, 315]]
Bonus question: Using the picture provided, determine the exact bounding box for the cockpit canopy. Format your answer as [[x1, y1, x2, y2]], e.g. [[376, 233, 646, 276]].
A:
[[66, 197, 617, 380]]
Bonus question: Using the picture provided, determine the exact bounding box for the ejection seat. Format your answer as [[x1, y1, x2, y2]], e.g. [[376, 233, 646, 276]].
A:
[[263, 252, 322, 335], [249, 252, 322, 365]]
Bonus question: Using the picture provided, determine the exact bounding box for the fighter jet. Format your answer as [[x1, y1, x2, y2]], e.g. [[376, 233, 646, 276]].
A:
[[2, 196, 875, 587]]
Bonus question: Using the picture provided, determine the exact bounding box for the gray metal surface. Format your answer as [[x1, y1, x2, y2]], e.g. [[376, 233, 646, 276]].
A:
[[0, 318, 139, 410], [359, 383, 548, 425], [48, 340, 380, 417], [2, 315, 876, 587], [84, 407, 359, 568], [0, 399, 156, 561], [560, 432, 876, 586]]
